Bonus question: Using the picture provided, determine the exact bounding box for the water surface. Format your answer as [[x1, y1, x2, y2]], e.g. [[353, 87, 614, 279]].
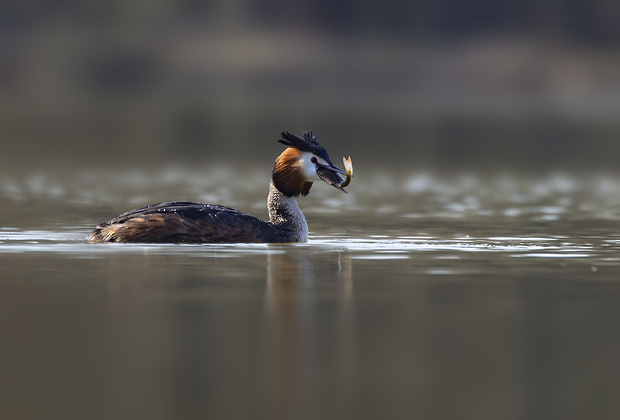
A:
[[2, 170, 620, 420]]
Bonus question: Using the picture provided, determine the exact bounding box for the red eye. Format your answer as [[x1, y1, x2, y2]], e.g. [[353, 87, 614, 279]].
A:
[[311, 157, 318, 164]]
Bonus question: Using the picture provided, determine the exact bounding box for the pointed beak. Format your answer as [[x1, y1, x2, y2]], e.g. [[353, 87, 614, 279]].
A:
[[316, 161, 347, 176], [316, 163, 348, 193]]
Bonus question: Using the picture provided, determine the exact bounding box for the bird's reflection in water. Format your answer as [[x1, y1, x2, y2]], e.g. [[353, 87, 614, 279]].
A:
[[262, 250, 357, 419]]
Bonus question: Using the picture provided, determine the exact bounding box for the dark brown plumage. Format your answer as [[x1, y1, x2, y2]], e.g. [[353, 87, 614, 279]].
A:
[[88, 202, 283, 243]]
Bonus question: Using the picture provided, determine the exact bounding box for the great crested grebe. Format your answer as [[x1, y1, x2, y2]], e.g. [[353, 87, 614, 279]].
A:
[[88, 131, 351, 244]]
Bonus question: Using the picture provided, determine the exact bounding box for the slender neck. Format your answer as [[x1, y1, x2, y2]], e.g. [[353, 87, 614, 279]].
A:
[[267, 181, 308, 242]]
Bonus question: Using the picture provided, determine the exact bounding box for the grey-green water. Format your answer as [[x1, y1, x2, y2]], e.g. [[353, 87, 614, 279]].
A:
[[2, 169, 620, 420]]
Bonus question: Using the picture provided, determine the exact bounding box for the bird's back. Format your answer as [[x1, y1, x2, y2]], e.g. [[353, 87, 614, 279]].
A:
[[88, 201, 281, 243]]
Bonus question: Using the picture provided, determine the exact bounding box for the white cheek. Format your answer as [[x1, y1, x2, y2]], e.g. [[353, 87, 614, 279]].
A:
[[299, 153, 321, 180]]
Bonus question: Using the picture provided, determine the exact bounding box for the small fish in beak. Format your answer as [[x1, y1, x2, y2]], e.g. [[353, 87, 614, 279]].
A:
[[340, 156, 353, 188], [316, 156, 353, 193]]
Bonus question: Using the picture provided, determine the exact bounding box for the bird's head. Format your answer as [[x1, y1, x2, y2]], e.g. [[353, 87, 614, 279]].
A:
[[272, 131, 347, 197]]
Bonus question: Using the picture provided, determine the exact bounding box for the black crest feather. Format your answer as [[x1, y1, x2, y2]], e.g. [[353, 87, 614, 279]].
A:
[[278, 131, 334, 165]]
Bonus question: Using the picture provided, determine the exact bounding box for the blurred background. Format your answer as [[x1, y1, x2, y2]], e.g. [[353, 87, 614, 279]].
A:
[[1, 0, 618, 174], [3, 3, 620, 420]]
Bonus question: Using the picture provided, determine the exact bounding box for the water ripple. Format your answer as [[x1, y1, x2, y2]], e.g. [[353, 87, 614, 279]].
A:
[[0, 229, 604, 263]]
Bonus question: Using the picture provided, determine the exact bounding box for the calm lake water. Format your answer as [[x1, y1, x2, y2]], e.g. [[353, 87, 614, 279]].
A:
[[2, 168, 620, 420]]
